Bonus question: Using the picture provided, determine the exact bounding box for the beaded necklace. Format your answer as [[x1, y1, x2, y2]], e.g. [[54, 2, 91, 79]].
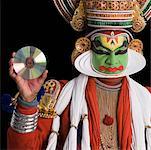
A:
[[95, 79, 121, 150]]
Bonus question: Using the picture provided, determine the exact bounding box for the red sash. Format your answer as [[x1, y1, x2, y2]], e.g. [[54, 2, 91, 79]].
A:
[[85, 77, 132, 150]]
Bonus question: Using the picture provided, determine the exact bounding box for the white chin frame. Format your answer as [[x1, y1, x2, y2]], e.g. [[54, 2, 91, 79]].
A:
[[74, 49, 146, 78]]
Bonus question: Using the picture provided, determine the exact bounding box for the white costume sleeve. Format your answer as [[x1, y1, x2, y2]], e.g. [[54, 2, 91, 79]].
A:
[[127, 77, 151, 150]]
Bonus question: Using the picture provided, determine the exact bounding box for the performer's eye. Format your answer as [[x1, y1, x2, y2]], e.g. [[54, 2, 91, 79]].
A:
[[123, 40, 128, 47], [115, 49, 127, 55], [92, 40, 110, 55], [92, 40, 101, 47], [115, 41, 128, 55]]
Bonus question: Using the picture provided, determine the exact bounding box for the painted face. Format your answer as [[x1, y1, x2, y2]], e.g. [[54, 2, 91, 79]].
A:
[[91, 31, 129, 74]]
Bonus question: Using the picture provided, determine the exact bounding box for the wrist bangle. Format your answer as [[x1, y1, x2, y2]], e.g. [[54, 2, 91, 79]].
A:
[[10, 109, 38, 133], [18, 96, 39, 107]]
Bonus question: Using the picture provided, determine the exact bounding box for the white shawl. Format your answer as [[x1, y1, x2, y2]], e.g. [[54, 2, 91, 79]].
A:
[[46, 74, 151, 150]]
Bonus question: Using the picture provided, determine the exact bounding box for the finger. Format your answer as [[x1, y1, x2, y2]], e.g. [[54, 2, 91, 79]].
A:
[[38, 70, 48, 85], [9, 58, 14, 66], [12, 52, 16, 58], [15, 75, 23, 85], [9, 65, 17, 79]]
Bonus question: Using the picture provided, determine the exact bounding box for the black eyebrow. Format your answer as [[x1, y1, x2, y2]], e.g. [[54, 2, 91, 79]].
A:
[[115, 49, 127, 55], [92, 48, 110, 55]]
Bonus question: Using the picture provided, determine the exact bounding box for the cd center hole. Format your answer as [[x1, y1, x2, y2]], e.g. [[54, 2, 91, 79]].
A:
[[26, 57, 34, 68]]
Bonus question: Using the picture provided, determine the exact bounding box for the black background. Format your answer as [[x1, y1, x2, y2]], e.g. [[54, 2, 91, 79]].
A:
[[1, 0, 151, 149]]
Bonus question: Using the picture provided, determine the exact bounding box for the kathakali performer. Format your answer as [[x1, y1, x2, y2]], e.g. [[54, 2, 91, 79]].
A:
[[7, 0, 151, 150]]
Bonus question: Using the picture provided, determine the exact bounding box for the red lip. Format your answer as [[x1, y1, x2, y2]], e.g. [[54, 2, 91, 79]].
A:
[[99, 65, 124, 72]]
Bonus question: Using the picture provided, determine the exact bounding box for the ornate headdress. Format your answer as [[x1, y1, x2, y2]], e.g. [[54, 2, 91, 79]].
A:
[[53, 0, 151, 32]]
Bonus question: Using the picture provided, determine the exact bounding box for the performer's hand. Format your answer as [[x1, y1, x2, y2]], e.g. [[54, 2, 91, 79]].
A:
[[9, 52, 48, 102]]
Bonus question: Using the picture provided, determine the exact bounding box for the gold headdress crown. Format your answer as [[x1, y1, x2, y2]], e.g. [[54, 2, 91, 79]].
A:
[[53, 0, 151, 32]]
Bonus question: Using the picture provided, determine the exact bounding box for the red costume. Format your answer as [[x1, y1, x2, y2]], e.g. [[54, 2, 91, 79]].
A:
[[8, 77, 151, 149]]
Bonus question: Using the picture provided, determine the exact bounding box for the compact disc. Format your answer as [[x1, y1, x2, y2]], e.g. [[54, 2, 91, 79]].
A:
[[13, 46, 47, 80]]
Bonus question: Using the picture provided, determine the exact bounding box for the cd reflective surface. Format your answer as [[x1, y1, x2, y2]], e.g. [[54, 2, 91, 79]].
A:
[[13, 46, 47, 80]]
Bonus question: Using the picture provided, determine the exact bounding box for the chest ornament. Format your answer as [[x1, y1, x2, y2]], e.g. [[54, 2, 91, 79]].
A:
[[38, 79, 61, 118], [103, 114, 114, 126]]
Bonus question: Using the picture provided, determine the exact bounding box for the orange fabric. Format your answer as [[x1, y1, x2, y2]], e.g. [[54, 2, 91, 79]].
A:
[[117, 77, 132, 150], [16, 104, 38, 114], [86, 77, 101, 149], [85, 77, 132, 150]]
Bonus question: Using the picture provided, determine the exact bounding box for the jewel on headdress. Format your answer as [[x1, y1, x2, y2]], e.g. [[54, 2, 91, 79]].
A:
[[131, 0, 146, 32], [71, 37, 91, 63], [128, 39, 143, 54], [70, 0, 86, 31], [110, 32, 115, 38], [75, 37, 91, 52], [132, 16, 146, 33]]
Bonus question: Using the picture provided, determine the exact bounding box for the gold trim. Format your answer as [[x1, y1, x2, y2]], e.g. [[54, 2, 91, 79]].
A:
[[87, 12, 133, 18], [85, 0, 134, 11], [128, 39, 143, 54], [70, 0, 86, 31], [38, 80, 61, 119]]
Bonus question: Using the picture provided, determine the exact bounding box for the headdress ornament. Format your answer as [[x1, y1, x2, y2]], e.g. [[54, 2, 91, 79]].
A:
[[53, 0, 151, 32]]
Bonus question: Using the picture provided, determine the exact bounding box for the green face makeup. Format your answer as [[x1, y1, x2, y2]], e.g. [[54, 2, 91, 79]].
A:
[[91, 34, 128, 74]]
